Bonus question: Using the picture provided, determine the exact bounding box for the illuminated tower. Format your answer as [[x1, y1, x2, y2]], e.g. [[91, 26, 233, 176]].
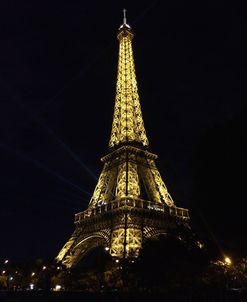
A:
[[56, 11, 189, 268]]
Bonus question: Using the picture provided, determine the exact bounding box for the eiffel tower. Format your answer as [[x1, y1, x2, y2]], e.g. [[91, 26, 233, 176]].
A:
[[56, 11, 190, 268]]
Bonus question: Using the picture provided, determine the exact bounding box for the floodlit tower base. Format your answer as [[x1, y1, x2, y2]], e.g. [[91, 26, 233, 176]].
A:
[[57, 198, 189, 268]]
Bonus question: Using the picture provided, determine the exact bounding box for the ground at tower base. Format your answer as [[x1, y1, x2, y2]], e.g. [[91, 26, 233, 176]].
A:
[[1, 236, 247, 302]]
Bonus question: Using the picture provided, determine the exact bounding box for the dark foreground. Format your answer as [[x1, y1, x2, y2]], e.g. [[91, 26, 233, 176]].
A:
[[0, 289, 246, 302]]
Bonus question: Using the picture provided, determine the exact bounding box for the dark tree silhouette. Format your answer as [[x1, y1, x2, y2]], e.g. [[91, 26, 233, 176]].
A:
[[191, 106, 247, 257]]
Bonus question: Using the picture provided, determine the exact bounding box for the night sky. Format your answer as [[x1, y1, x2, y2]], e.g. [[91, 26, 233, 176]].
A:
[[0, 1, 247, 261]]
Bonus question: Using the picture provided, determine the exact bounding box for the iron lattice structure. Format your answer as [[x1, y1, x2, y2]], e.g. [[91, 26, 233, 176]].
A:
[[56, 18, 190, 268]]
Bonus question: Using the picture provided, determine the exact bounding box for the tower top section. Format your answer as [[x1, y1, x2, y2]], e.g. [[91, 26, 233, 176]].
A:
[[118, 8, 131, 31], [109, 12, 149, 149]]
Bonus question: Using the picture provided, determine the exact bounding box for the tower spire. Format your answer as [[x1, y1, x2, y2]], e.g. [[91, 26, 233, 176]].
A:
[[109, 13, 149, 149], [123, 8, 127, 25]]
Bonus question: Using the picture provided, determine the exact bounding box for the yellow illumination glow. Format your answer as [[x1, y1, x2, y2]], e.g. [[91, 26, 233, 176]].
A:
[[55, 285, 62, 291], [224, 257, 231, 265], [55, 18, 190, 270], [109, 27, 149, 148]]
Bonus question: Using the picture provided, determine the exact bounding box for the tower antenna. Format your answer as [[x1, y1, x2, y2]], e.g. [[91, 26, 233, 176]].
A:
[[123, 8, 127, 25]]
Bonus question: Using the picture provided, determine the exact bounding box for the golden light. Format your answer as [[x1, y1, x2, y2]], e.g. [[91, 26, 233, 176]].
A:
[[55, 285, 62, 291], [31, 272, 35, 277], [54, 13, 190, 269], [224, 257, 232, 265]]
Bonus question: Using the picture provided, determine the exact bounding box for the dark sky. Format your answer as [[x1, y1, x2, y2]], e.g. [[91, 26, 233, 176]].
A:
[[0, 1, 246, 261]]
